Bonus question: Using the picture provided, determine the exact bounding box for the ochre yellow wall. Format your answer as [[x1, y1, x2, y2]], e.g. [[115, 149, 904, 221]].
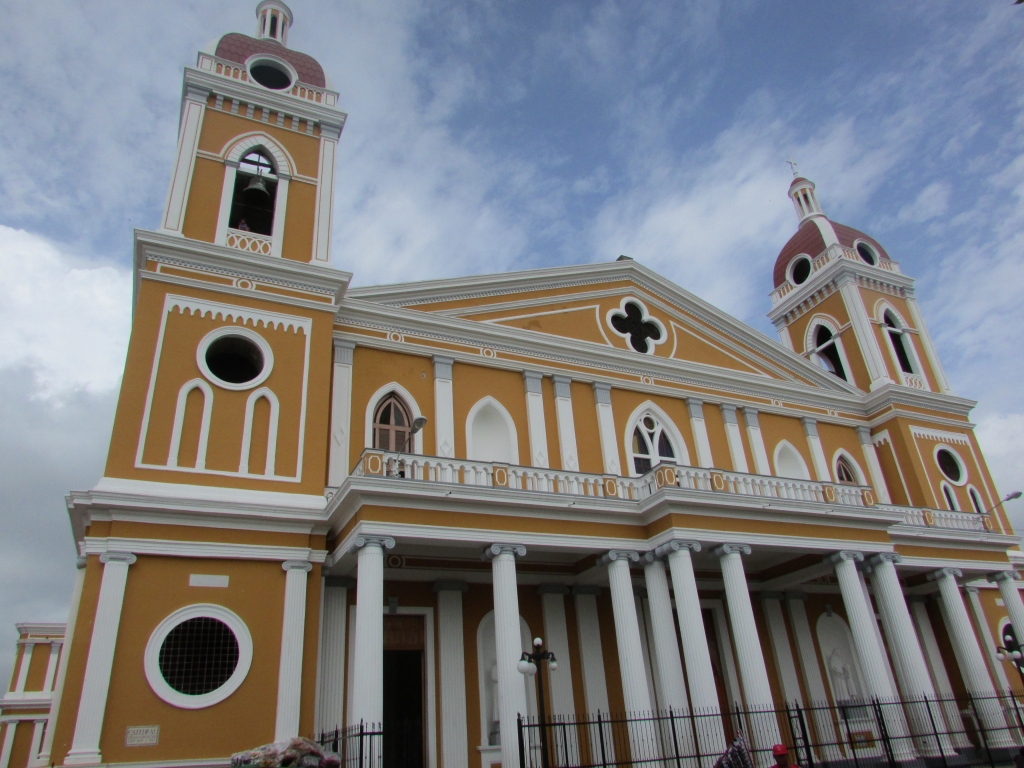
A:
[[197, 109, 322, 178], [181, 157, 224, 243], [757, 413, 815, 478], [282, 180, 317, 263], [570, 382, 604, 475], [452, 364, 529, 463]]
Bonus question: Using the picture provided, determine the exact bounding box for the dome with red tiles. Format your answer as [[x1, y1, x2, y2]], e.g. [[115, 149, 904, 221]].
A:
[[774, 220, 890, 287], [215, 33, 326, 88]]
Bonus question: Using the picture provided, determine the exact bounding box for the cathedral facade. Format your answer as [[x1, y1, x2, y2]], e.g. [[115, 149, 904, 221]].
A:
[[3, 4, 1024, 768]]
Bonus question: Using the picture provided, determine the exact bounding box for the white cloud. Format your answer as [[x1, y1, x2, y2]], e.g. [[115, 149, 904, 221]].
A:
[[974, 412, 1024, 535], [0, 226, 131, 399], [898, 182, 951, 223]]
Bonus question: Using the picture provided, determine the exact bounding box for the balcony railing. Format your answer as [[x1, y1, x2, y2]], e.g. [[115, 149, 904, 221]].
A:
[[770, 244, 902, 305], [226, 229, 273, 256], [892, 505, 989, 532]]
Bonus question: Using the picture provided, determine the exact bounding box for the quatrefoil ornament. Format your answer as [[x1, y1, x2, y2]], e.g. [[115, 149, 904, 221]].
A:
[[607, 299, 666, 354]]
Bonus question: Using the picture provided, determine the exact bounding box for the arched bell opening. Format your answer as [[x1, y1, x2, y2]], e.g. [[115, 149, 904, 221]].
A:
[[229, 150, 278, 236]]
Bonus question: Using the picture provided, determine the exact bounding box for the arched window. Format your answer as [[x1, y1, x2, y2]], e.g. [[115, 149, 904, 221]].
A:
[[774, 441, 811, 480], [467, 398, 517, 464], [809, 325, 847, 381], [630, 414, 677, 475], [968, 486, 984, 514], [229, 150, 278, 236], [836, 455, 858, 485], [883, 311, 916, 375], [374, 394, 413, 452], [941, 482, 959, 511]]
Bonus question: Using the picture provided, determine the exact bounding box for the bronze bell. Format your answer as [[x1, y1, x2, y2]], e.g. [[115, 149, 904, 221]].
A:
[[242, 174, 270, 203]]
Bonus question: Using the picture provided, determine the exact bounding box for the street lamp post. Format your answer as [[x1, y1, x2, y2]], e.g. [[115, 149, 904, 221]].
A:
[[995, 629, 1024, 689], [518, 637, 558, 768]]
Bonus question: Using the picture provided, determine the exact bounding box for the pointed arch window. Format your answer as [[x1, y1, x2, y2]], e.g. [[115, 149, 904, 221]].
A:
[[630, 414, 676, 475], [373, 394, 413, 452], [883, 311, 916, 375], [969, 487, 984, 514], [229, 150, 278, 236], [810, 325, 847, 381], [941, 482, 959, 511], [835, 456, 858, 485]]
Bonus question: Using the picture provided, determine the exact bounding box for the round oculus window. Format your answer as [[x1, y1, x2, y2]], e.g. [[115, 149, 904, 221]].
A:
[[791, 256, 812, 285], [936, 448, 964, 484], [856, 242, 877, 266], [249, 60, 293, 90], [197, 328, 274, 391]]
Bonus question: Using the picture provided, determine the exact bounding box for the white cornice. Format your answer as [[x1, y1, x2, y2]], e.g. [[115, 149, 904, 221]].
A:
[[82, 536, 326, 563], [888, 524, 1018, 550]]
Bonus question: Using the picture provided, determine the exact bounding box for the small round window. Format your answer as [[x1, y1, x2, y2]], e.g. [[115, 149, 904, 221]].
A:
[[856, 242, 877, 266], [791, 256, 812, 285], [249, 60, 293, 90], [936, 448, 964, 484], [197, 328, 274, 391]]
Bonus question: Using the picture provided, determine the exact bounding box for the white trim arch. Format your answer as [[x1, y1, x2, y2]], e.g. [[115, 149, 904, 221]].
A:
[[787, 253, 814, 285], [773, 440, 811, 480], [803, 314, 854, 382], [239, 387, 280, 476], [168, 379, 213, 470], [364, 383, 424, 454], [465, 396, 520, 465], [966, 485, 985, 514], [222, 133, 295, 177], [622, 401, 689, 477], [874, 300, 926, 384], [934, 444, 969, 487], [831, 448, 866, 485], [940, 481, 960, 511]]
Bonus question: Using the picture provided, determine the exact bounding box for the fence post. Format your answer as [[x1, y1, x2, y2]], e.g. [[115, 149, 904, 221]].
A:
[[966, 695, 996, 768], [792, 702, 814, 768], [1007, 691, 1024, 746], [358, 721, 364, 768], [518, 714, 526, 768], [870, 698, 896, 768], [838, 703, 860, 768], [667, 708, 683, 768], [921, 695, 948, 768], [596, 711, 608, 768]]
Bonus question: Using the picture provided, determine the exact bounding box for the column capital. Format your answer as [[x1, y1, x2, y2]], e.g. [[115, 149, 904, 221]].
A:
[[484, 543, 526, 559], [433, 355, 454, 380], [713, 543, 751, 558], [988, 571, 1020, 584], [99, 552, 136, 565], [687, 399, 705, 418], [653, 540, 702, 559], [719, 404, 738, 424], [353, 535, 396, 552], [184, 84, 211, 104], [592, 381, 612, 405], [333, 340, 355, 365], [601, 550, 640, 565], [856, 426, 873, 445], [868, 552, 902, 566], [75, 555, 88, 569], [964, 586, 980, 595], [432, 580, 469, 593], [523, 370, 543, 394], [826, 550, 864, 565], [741, 407, 760, 428], [926, 567, 963, 582], [552, 375, 572, 399], [801, 417, 819, 437], [282, 560, 313, 572]]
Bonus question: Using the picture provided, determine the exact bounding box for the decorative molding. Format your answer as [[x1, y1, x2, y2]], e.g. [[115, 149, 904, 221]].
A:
[[593, 381, 612, 405], [910, 426, 972, 446], [333, 340, 355, 365], [552, 375, 572, 399], [483, 543, 527, 559], [433, 356, 454, 381], [84, 537, 325, 563], [713, 543, 751, 557]]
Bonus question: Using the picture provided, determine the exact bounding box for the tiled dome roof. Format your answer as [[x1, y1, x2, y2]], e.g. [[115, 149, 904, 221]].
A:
[[773, 219, 891, 288], [215, 33, 326, 88]]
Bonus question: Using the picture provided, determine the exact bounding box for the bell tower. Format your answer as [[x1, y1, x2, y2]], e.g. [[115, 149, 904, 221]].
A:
[[766, 171, 951, 395]]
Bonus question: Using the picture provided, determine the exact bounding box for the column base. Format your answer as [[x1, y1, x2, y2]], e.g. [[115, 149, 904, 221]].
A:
[[63, 749, 103, 766]]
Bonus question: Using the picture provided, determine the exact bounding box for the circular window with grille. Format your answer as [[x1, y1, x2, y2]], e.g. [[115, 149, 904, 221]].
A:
[[145, 604, 252, 709], [935, 446, 967, 486], [197, 327, 274, 391]]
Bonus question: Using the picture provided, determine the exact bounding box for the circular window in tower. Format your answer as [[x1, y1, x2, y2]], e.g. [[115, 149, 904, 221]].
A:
[[855, 241, 877, 266], [935, 446, 966, 485], [248, 57, 294, 90], [790, 255, 812, 285], [197, 327, 274, 391], [144, 604, 252, 709]]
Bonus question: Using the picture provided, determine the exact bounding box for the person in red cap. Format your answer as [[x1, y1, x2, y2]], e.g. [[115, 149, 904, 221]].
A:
[[772, 744, 790, 768]]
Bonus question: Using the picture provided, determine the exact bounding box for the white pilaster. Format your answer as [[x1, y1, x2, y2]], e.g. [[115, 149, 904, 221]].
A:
[[328, 341, 356, 485], [276, 560, 313, 740], [318, 576, 352, 732], [523, 372, 549, 468], [603, 551, 652, 715], [0, 722, 15, 768], [487, 544, 529, 768], [552, 376, 579, 472], [270, 175, 290, 259], [786, 595, 839, 747], [435, 582, 469, 768], [434, 357, 456, 458], [760, 595, 801, 704], [990, 571, 1024, 664], [720, 405, 749, 473], [687, 400, 714, 469], [65, 552, 136, 766], [27, 721, 45, 768], [776, 323, 794, 351], [742, 408, 771, 476], [161, 86, 208, 234], [801, 418, 831, 482], [929, 568, 1013, 745], [837, 275, 891, 390], [965, 586, 1012, 693], [593, 383, 620, 475], [857, 427, 891, 504], [539, 587, 576, 717], [905, 294, 951, 393], [350, 536, 395, 729], [909, 600, 971, 747], [42, 641, 61, 693], [573, 588, 610, 715], [37, 556, 86, 767], [311, 124, 342, 263], [14, 642, 34, 693]]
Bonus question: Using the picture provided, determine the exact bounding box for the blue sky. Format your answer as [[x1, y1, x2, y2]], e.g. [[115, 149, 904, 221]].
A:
[[1, 0, 1024, 681]]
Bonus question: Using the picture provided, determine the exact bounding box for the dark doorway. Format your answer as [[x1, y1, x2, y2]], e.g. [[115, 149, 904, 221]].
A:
[[383, 615, 425, 768]]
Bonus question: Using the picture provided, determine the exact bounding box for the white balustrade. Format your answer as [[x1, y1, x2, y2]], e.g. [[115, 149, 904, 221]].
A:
[[226, 229, 273, 256], [888, 505, 987, 532]]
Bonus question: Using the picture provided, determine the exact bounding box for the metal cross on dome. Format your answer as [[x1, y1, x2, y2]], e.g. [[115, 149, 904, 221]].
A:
[[610, 301, 663, 353], [786, 157, 799, 176]]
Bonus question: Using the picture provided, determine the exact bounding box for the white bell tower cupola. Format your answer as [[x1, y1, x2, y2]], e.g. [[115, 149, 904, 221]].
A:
[[789, 175, 826, 226], [256, 0, 293, 45]]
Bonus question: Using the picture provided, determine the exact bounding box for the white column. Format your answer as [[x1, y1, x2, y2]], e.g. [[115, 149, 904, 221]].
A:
[[573, 587, 610, 715], [539, 587, 576, 717], [687, 400, 714, 468], [991, 571, 1024, 659], [270, 174, 290, 259], [0, 722, 15, 768], [434, 356, 456, 458], [65, 552, 136, 766], [27, 721, 45, 767], [276, 560, 313, 740], [435, 582, 469, 768], [523, 372, 549, 468], [858, 569, 900, 696], [659, 541, 727, 756], [760, 595, 801, 704], [14, 642, 35, 693], [328, 341, 356, 485], [857, 427, 891, 503], [905, 294, 951, 393], [802, 418, 831, 481], [965, 587, 1012, 693], [787, 595, 839, 748], [868, 555, 953, 755], [37, 556, 86, 766], [742, 408, 771, 476], [42, 641, 61, 693], [909, 599, 972, 747], [311, 124, 342, 263], [552, 376, 579, 472], [719, 405, 749, 473], [715, 544, 781, 760], [487, 544, 529, 768], [929, 568, 1014, 745], [350, 536, 395, 730], [161, 85, 207, 234], [837, 274, 891, 391], [318, 576, 352, 732], [603, 551, 652, 714], [593, 383, 620, 475], [641, 557, 687, 711]]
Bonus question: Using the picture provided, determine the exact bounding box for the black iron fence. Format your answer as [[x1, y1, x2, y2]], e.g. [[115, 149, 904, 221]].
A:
[[518, 693, 1024, 768], [315, 721, 383, 768]]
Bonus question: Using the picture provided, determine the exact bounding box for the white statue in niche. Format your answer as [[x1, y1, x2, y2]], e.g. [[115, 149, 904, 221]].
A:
[[827, 648, 858, 702], [816, 611, 867, 706], [476, 611, 536, 750], [489, 663, 501, 745]]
